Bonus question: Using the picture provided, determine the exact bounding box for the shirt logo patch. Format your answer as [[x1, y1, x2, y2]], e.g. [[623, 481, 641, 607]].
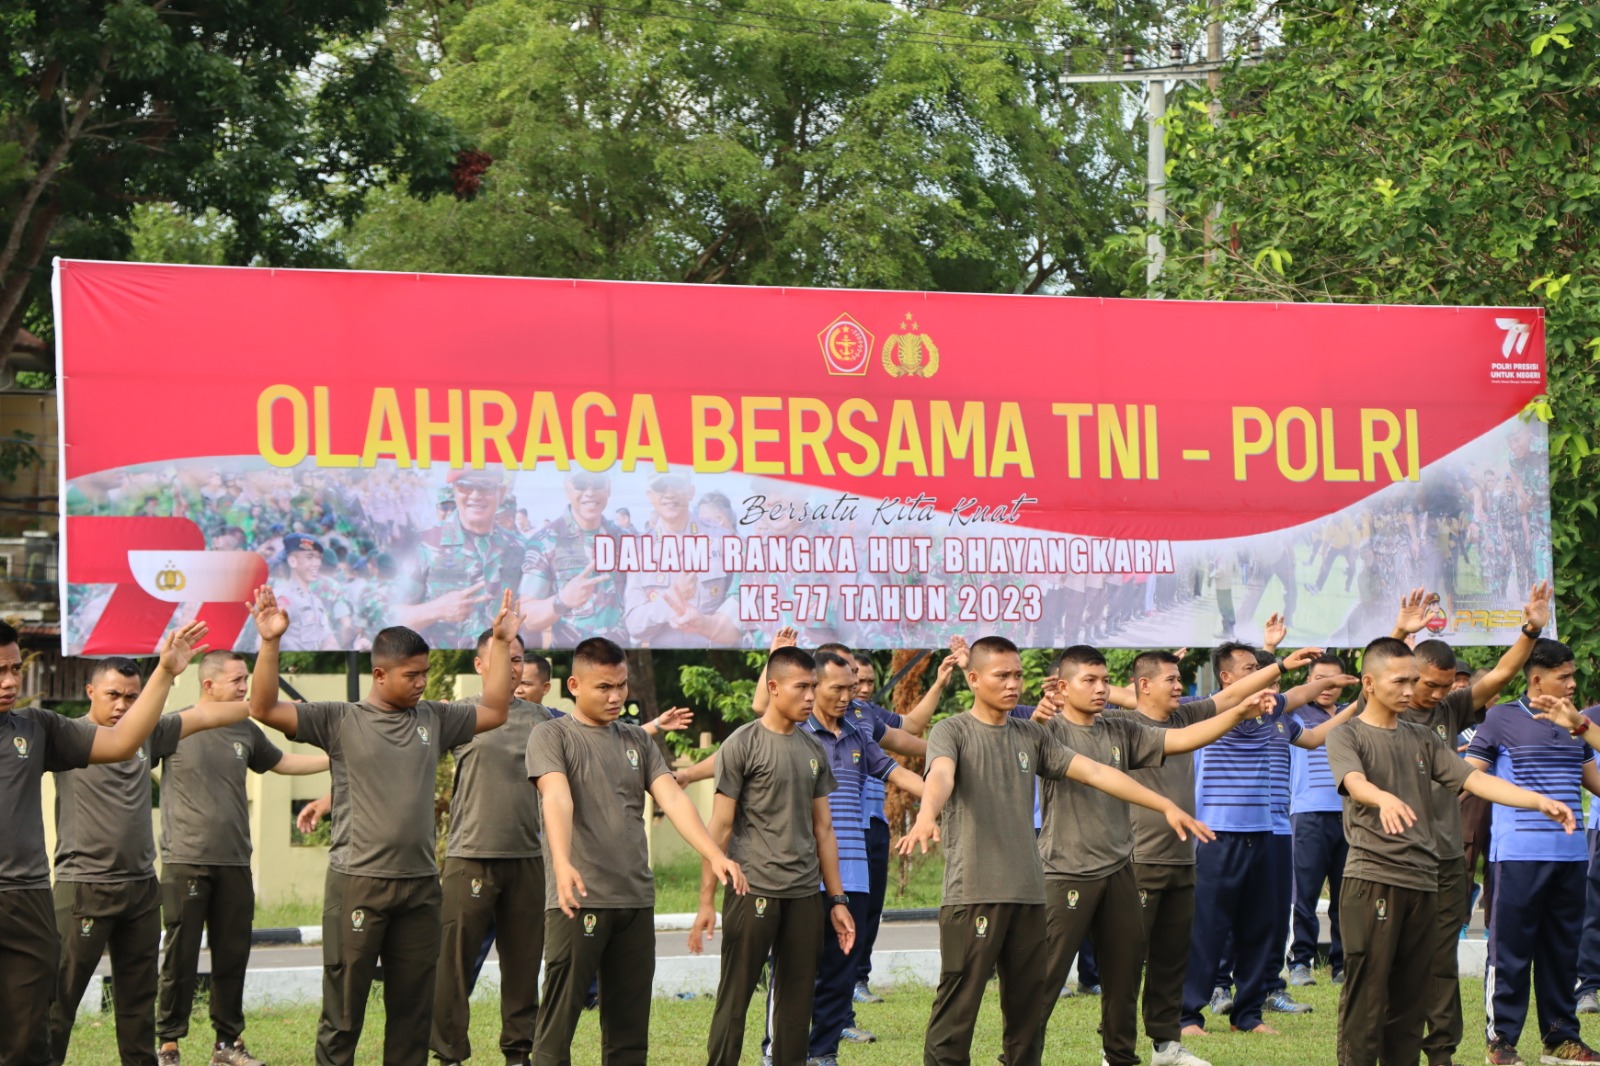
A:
[[1139, 889, 1148, 909], [1436, 724, 1447, 739], [417, 726, 430, 746], [351, 909, 366, 932], [1416, 756, 1427, 773], [13, 736, 27, 758], [1018, 751, 1030, 772], [187, 879, 199, 898], [626, 748, 640, 769], [583, 913, 598, 937], [80, 918, 94, 937], [1067, 889, 1080, 910], [852, 750, 861, 765], [471, 878, 483, 898], [136, 748, 148, 762], [809, 758, 819, 779], [1376, 898, 1388, 921], [1276, 721, 1285, 734], [975, 915, 989, 938], [755, 897, 769, 918], [1111, 745, 1121, 767], [232, 741, 245, 759]]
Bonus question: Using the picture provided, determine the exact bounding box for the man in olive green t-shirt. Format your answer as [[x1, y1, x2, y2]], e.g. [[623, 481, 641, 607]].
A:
[[249, 586, 517, 1066], [899, 636, 1210, 1066], [1036, 644, 1319, 1066], [692, 646, 853, 1066], [526, 635, 745, 1066], [430, 630, 553, 1066], [1326, 637, 1571, 1066], [156, 650, 328, 1066]]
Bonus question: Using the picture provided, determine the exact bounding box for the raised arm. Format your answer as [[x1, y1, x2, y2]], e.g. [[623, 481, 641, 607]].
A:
[[1527, 696, 1600, 755], [472, 590, 519, 734], [88, 621, 210, 764], [749, 626, 798, 715], [1462, 768, 1574, 831], [1166, 648, 1323, 754], [1282, 665, 1360, 715], [650, 773, 747, 895], [249, 587, 300, 738], [1294, 698, 1362, 749], [1470, 580, 1552, 710], [898, 755, 955, 855], [1067, 757, 1215, 843], [644, 706, 694, 737], [902, 639, 969, 737]]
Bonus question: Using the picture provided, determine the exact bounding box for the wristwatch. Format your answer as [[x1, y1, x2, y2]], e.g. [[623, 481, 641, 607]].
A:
[[1522, 622, 1543, 639], [1572, 718, 1591, 739], [829, 894, 850, 908]]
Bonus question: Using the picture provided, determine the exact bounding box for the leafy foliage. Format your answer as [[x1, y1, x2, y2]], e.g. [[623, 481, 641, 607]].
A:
[[345, 0, 1146, 294], [0, 0, 463, 364], [1153, 1, 1600, 673]]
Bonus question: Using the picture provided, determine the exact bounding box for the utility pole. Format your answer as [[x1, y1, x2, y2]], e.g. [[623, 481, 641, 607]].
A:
[[1059, 27, 1259, 292]]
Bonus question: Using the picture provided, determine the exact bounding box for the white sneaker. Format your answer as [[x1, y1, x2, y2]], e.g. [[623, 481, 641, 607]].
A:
[[1151, 1042, 1213, 1066]]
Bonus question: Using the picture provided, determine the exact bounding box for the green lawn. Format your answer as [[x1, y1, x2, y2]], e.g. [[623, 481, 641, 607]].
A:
[[64, 977, 1594, 1064]]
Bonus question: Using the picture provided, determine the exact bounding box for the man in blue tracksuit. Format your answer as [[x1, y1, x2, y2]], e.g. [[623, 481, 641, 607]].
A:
[[1287, 653, 1351, 986], [1466, 638, 1600, 1066], [1180, 642, 1356, 1037]]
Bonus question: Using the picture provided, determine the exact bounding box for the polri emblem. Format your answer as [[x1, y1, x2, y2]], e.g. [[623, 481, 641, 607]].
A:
[[756, 898, 768, 918], [882, 313, 941, 378], [975, 915, 989, 938], [13, 736, 27, 758], [351, 909, 365, 931]]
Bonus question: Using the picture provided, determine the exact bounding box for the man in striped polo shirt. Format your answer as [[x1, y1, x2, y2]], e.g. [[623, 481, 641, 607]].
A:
[[1287, 654, 1352, 987], [1467, 638, 1600, 1066], [1182, 642, 1357, 1037]]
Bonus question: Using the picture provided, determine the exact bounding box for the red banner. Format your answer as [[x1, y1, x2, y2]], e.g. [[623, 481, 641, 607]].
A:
[[55, 260, 1550, 653]]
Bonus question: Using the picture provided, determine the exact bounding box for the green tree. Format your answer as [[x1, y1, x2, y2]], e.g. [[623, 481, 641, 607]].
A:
[[0, 0, 465, 371], [346, 0, 1146, 294], [1152, 1, 1600, 672]]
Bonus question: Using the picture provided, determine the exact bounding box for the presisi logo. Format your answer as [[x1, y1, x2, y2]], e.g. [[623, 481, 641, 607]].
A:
[[1495, 317, 1532, 358], [1454, 609, 1524, 632]]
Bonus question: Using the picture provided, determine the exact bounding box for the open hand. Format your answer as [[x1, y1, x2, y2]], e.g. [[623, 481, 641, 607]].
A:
[[949, 635, 970, 669], [1377, 792, 1417, 835], [1529, 693, 1584, 732], [1165, 806, 1215, 844], [159, 621, 212, 675], [490, 589, 522, 642], [830, 901, 857, 955], [769, 626, 799, 652], [554, 862, 588, 917], [897, 818, 940, 856], [251, 586, 290, 642], [296, 793, 332, 834], [711, 855, 747, 896], [1540, 796, 1577, 833], [1280, 646, 1323, 671], [1262, 613, 1287, 652], [1394, 588, 1430, 636], [655, 706, 695, 733], [1524, 580, 1553, 632], [688, 904, 717, 954]]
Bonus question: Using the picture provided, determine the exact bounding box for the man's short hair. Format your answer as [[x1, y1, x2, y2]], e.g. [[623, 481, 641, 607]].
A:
[[1054, 645, 1106, 677], [1312, 652, 1347, 672], [814, 650, 856, 675], [372, 627, 430, 665], [0, 619, 18, 647], [853, 651, 872, 666], [198, 650, 246, 681], [572, 637, 626, 671], [1362, 637, 1414, 676], [968, 635, 1019, 670], [1413, 639, 1456, 672], [91, 656, 141, 682], [814, 642, 852, 659], [524, 654, 552, 682], [1130, 651, 1180, 685], [769, 646, 818, 677], [1253, 648, 1278, 669], [1212, 641, 1257, 678], [1527, 638, 1576, 677], [474, 628, 526, 657]]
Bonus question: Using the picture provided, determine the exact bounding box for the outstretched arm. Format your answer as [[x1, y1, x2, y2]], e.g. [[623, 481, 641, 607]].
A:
[[1463, 768, 1574, 831], [272, 753, 331, 776], [249, 587, 300, 738], [1339, 770, 1418, 835], [674, 753, 716, 787], [1166, 648, 1324, 754], [88, 622, 211, 764], [650, 774, 747, 895], [880, 726, 926, 758], [887, 764, 925, 798], [1066, 758, 1214, 842], [898, 756, 955, 855], [1294, 699, 1362, 749]]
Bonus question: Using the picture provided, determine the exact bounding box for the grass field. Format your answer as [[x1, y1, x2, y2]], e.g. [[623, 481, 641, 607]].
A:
[[63, 976, 1592, 1065]]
